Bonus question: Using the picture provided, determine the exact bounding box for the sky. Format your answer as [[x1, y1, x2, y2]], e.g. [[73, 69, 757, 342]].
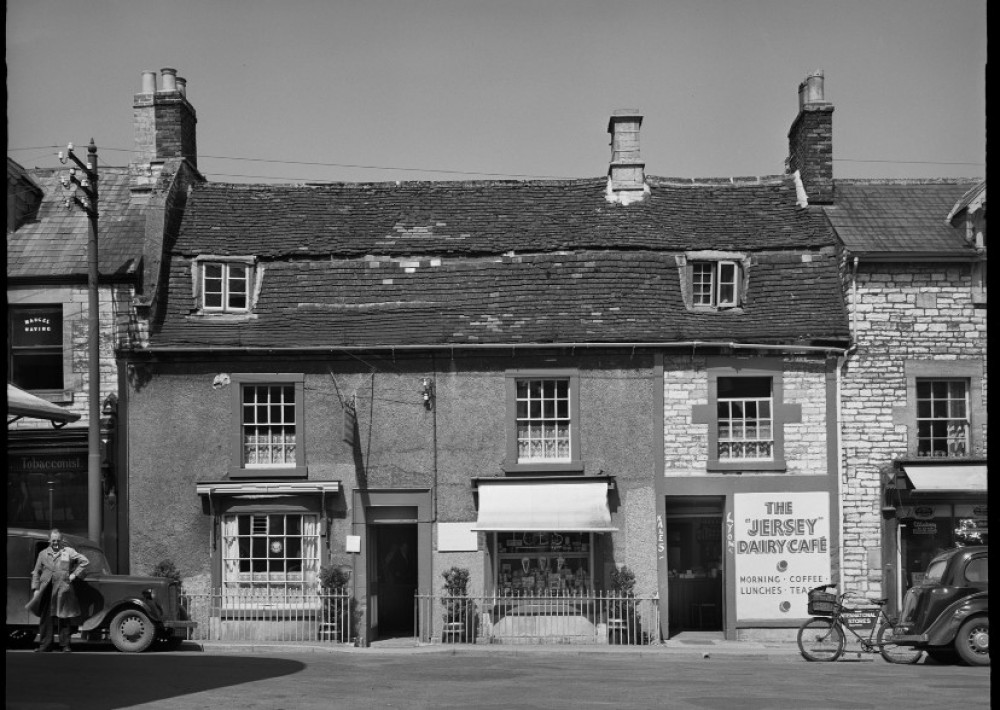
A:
[[7, 0, 987, 184]]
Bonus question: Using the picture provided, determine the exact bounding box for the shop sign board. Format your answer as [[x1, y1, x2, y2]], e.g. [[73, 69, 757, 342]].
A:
[[733, 492, 831, 620], [840, 608, 878, 631]]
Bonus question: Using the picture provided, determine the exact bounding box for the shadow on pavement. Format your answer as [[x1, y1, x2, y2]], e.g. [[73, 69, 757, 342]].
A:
[[6, 648, 305, 710]]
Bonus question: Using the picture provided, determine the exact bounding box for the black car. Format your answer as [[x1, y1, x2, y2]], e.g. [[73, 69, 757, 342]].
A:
[[894, 545, 988, 666], [7, 528, 196, 652]]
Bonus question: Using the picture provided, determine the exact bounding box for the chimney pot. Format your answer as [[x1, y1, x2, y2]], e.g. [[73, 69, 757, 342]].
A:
[[175, 77, 187, 97], [798, 70, 825, 110], [140, 70, 157, 94], [160, 67, 177, 93]]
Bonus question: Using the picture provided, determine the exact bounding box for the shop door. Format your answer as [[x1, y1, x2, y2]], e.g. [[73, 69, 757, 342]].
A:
[[372, 524, 418, 639], [666, 497, 724, 635]]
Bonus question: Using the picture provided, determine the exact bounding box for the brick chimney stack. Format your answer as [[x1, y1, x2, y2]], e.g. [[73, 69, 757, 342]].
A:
[[607, 109, 647, 204], [131, 68, 198, 193], [786, 70, 834, 204]]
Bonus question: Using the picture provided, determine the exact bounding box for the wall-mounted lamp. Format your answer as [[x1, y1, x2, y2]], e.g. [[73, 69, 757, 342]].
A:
[[420, 377, 435, 410]]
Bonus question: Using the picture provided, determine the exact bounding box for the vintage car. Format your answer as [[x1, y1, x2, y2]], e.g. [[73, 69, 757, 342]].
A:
[[6, 528, 196, 652], [893, 545, 988, 666]]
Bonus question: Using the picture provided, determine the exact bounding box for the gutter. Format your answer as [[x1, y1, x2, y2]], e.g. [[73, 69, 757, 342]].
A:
[[133, 340, 849, 356]]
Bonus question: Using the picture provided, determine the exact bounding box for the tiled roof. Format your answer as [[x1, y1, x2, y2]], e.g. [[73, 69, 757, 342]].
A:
[[824, 179, 981, 256], [152, 250, 848, 348], [173, 175, 836, 257], [7, 167, 145, 279], [149, 173, 850, 349]]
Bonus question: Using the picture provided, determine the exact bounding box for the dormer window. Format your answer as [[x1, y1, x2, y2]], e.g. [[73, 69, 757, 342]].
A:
[[204, 262, 249, 311], [692, 261, 739, 308], [193, 256, 258, 315]]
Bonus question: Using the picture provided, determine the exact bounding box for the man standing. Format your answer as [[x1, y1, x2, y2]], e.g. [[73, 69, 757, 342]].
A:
[[29, 529, 89, 652]]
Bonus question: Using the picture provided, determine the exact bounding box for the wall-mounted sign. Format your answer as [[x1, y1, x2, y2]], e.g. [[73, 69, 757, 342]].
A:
[[733, 492, 831, 620], [346, 535, 361, 553]]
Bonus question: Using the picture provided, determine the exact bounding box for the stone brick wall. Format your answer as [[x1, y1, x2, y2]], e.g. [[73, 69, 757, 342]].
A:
[[663, 354, 831, 476], [8, 283, 133, 430], [839, 262, 987, 596]]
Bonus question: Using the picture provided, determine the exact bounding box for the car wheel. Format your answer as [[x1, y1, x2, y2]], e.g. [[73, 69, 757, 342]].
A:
[[109, 609, 156, 653], [954, 616, 989, 667]]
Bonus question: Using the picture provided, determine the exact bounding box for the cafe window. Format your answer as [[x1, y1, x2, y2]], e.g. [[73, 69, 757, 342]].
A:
[[7, 305, 64, 391], [717, 377, 773, 461], [494, 531, 592, 595], [695, 360, 799, 472]]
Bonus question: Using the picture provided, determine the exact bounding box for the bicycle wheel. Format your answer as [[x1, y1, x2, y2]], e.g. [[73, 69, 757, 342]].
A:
[[797, 617, 845, 662], [877, 621, 923, 664]]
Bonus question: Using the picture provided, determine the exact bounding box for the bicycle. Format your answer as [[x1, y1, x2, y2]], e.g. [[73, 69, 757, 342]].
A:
[[797, 584, 923, 664]]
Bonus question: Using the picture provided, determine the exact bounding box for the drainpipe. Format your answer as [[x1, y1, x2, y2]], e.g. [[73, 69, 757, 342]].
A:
[[834, 256, 859, 589]]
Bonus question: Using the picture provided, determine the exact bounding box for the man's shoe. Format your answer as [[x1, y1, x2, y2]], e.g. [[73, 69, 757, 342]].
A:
[[35, 647, 53, 653], [61, 647, 72, 653]]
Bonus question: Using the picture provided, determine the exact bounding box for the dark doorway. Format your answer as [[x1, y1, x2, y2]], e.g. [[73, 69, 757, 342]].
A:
[[372, 524, 418, 639], [665, 496, 724, 636]]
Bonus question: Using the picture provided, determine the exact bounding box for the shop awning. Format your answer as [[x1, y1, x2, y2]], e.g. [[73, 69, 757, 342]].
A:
[[901, 465, 987, 492], [196, 481, 341, 496], [7, 384, 81, 425], [473, 479, 616, 532]]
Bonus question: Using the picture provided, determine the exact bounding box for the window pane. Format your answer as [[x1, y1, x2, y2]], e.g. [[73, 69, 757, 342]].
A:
[[515, 378, 572, 462]]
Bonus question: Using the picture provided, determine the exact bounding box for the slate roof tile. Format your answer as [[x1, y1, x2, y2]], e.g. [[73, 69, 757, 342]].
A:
[[825, 180, 981, 255], [149, 173, 849, 349], [7, 167, 145, 279]]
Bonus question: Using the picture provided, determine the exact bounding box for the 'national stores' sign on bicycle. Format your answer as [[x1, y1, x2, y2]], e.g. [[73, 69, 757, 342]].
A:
[[733, 492, 832, 620]]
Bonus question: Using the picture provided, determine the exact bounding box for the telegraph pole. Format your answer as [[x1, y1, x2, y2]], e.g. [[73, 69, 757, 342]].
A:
[[60, 139, 101, 543]]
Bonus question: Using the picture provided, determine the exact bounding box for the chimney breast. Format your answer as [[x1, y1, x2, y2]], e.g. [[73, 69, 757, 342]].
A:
[[607, 109, 646, 204], [131, 67, 198, 192], [787, 70, 834, 204]]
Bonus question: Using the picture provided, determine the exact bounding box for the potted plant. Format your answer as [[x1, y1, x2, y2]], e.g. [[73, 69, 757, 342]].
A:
[[440, 567, 476, 643], [319, 564, 352, 642], [608, 565, 641, 645]]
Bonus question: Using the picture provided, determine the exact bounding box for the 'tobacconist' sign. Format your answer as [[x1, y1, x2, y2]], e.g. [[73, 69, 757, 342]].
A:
[[733, 492, 831, 620]]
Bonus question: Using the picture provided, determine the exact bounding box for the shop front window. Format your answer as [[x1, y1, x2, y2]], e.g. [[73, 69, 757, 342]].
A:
[[900, 503, 987, 589], [494, 531, 592, 595], [221, 513, 320, 598]]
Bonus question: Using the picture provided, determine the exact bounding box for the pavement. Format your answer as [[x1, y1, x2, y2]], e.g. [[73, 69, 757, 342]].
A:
[[184, 631, 806, 660]]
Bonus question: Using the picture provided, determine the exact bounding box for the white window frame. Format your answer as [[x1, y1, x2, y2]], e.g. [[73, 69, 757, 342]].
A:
[[202, 261, 251, 313], [220, 512, 321, 608], [242, 384, 298, 468], [915, 378, 970, 458], [692, 260, 739, 308], [716, 377, 774, 461], [515, 378, 572, 464]]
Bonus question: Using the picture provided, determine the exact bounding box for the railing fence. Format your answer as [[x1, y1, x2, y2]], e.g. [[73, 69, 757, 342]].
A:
[[416, 592, 660, 645], [178, 590, 660, 646], [179, 590, 353, 643]]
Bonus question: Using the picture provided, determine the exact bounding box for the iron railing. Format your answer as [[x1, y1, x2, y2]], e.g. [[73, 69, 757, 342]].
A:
[[415, 592, 660, 645], [178, 590, 353, 643]]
